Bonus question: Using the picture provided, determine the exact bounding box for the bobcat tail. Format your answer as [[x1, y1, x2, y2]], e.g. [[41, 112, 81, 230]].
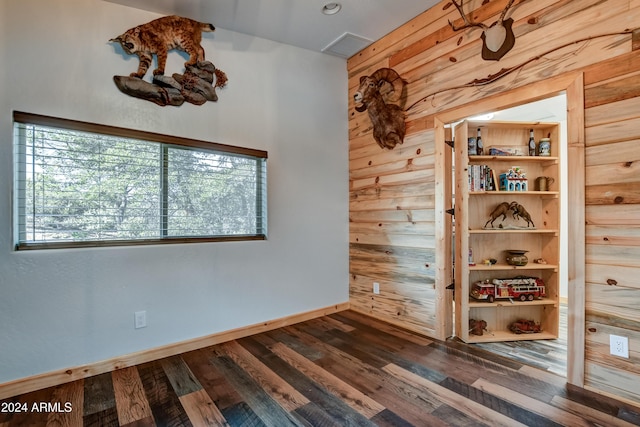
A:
[[201, 23, 215, 32]]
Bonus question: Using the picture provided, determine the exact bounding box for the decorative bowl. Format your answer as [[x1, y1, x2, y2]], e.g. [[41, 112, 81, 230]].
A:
[[506, 250, 529, 266]]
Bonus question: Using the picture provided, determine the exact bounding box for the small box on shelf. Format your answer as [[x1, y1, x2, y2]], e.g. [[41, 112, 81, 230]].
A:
[[488, 146, 526, 156]]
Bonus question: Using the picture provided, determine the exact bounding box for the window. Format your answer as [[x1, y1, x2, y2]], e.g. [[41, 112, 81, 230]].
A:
[[13, 112, 267, 250]]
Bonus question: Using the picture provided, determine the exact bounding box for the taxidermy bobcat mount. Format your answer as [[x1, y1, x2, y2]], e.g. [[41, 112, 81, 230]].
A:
[[110, 15, 214, 78], [109, 15, 228, 107]]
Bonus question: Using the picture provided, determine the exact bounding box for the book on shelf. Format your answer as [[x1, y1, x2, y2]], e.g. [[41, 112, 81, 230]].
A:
[[468, 165, 497, 191]]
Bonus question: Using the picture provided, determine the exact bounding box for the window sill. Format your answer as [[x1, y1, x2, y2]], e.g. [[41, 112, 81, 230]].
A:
[[15, 234, 267, 251]]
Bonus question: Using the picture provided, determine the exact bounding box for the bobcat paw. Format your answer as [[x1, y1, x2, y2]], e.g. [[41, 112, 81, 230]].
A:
[[153, 69, 165, 76]]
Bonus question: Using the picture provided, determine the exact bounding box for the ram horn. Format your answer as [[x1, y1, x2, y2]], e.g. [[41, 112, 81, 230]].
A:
[[370, 68, 406, 103]]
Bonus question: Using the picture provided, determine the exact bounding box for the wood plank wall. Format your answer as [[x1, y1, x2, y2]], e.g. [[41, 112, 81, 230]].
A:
[[583, 51, 640, 403], [347, 0, 640, 404]]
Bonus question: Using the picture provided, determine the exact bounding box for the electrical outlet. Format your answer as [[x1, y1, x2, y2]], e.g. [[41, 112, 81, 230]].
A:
[[610, 334, 629, 358], [134, 311, 147, 329], [373, 282, 380, 294]]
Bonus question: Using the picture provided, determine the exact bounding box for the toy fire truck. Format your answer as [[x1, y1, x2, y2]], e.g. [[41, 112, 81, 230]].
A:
[[470, 277, 546, 303]]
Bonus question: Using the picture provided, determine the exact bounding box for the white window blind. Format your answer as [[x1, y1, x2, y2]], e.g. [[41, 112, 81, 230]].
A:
[[13, 112, 267, 249]]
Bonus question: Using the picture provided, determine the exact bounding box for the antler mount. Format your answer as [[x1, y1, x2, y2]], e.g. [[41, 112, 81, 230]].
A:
[[448, 0, 517, 61]]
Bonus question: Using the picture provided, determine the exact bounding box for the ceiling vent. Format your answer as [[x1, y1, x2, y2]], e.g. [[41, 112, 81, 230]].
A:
[[322, 32, 373, 58]]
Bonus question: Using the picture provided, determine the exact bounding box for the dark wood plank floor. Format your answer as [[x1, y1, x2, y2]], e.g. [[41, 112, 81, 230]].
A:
[[1, 310, 639, 426], [475, 303, 568, 377]]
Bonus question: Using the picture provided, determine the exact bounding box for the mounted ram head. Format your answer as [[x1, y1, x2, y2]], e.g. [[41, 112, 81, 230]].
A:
[[449, 0, 517, 61], [353, 68, 407, 150]]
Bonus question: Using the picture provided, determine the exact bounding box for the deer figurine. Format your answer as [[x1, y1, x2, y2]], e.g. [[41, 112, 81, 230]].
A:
[[448, 0, 517, 61]]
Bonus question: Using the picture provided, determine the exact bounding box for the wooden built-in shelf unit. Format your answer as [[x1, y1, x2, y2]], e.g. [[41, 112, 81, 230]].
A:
[[454, 121, 561, 343]]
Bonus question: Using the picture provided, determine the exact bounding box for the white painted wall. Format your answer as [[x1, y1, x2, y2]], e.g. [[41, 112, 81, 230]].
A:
[[0, 0, 349, 383]]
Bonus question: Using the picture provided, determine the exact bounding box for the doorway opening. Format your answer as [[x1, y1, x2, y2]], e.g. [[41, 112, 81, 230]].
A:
[[453, 94, 568, 377], [435, 73, 585, 386]]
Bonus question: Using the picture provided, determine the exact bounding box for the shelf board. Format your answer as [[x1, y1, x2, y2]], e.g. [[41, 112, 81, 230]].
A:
[[468, 155, 559, 164], [469, 228, 558, 235], [468, 297, 558, 308], [465, 330, 558, 343], [469, 191, 559, 197], [469, 263, 558, 271]]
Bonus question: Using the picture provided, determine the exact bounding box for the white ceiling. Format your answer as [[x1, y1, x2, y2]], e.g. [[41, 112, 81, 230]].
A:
[[492, 94, 567, 123], [102, 0, 439, 58]]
